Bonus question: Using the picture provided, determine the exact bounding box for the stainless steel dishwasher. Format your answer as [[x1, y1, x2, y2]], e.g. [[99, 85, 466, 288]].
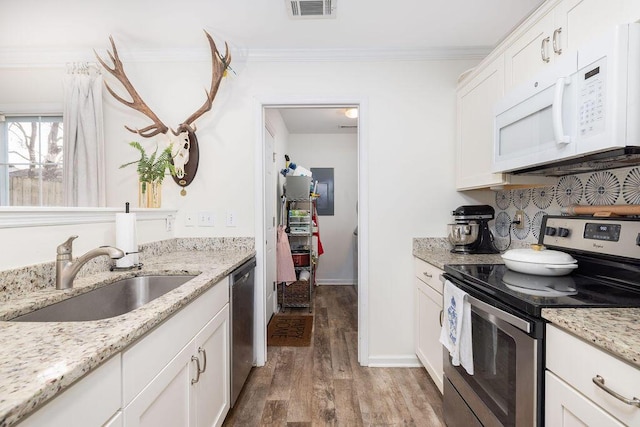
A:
[[230, 257, 256, 407]]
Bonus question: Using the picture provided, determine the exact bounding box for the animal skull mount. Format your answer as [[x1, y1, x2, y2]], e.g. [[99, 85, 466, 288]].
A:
[[171, 130, 191, 179], [95, 31, 231, 193]]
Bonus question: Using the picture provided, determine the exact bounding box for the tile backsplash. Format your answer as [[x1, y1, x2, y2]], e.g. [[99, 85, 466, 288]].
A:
[[490, 165, 640, 246]]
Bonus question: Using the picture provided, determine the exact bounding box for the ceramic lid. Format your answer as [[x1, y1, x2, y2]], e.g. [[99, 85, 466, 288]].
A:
[[501, 245, 577, 265]]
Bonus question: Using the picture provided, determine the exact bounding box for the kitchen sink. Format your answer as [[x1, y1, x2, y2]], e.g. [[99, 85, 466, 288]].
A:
[[10, 275, 197, 322]]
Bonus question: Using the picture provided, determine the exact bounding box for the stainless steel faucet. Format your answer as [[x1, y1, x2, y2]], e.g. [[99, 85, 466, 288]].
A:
[[56, 236, 125, 290]]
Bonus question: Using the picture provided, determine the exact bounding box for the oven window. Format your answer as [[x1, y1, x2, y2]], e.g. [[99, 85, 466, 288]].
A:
[[453, 310, 517, 426]]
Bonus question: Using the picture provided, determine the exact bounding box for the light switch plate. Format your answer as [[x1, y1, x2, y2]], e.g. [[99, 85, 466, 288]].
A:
[[198, 211, 215, 227], [166, 215, 175, 232], [226, 211, 237, 227]]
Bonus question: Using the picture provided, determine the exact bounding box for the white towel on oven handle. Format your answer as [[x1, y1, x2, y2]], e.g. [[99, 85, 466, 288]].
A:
[[439, 280, 474, 375]]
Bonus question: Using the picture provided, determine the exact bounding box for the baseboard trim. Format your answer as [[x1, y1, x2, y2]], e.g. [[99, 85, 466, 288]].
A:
[[367, 355, 422, 368]]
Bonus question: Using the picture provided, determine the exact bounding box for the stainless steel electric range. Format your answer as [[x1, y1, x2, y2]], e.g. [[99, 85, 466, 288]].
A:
[[441, 215, 640, 427]]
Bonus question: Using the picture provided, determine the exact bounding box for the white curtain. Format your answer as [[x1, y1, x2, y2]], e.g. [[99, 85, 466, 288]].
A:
[[63, 66, 106, 207]]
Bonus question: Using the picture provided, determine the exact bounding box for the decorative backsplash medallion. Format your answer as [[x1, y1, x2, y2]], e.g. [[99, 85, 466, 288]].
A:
[[491, 165, 640, 246]]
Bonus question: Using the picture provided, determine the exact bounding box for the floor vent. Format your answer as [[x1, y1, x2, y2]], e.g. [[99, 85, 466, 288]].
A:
[[287, 0, 336, 19]]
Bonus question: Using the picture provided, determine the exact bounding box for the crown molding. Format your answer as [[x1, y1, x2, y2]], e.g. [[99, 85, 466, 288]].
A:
[[247, 46, 491, 62], [0, 45, 491, 67]]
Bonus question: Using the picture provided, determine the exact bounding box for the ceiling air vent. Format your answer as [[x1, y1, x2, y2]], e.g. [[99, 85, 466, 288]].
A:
[[287, 0, 336, 19]]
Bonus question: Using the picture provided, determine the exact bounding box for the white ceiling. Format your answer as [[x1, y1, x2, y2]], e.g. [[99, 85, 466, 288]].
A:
[[1, 0, 543, 52], [1, 0, 544, 134], [276, 107, 359, 134]]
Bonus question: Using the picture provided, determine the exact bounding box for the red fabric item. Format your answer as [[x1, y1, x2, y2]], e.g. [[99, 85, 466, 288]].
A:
[[312, 202, 324, 256]]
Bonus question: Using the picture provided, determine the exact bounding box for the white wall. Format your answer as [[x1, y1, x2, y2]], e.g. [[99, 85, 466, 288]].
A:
[[287, 133, 358, 285], [0, 43, 483, 362], [0, 218, 171, 270]]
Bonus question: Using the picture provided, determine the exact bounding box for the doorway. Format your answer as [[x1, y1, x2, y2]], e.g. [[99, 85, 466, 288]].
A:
[[254, 99, 369, 368]]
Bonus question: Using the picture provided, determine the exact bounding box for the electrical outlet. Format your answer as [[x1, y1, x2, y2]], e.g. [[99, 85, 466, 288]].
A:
[[185, 211, 196, 227], [515, 210, 525, 229]]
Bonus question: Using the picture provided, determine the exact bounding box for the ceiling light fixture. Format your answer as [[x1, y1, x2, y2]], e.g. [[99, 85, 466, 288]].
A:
[[345, 108, 358, 119]]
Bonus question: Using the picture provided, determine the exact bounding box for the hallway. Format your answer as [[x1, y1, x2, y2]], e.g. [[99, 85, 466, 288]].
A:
[[223, 286, 444, 426]]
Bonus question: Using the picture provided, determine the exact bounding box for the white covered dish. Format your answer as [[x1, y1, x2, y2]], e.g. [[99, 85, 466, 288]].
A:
[[501, 245, 578, 276]]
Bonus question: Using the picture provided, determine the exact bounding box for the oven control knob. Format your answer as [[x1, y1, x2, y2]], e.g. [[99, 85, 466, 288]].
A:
[[558, 227, 570, 238], [545, 226, 557, 236]]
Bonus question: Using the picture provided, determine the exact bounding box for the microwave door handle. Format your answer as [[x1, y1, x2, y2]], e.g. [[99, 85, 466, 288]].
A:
[[552, 76, 571, 144]]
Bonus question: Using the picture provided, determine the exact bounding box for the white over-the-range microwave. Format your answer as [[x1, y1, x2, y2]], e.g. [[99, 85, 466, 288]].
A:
[[493, 23, 640, 175]]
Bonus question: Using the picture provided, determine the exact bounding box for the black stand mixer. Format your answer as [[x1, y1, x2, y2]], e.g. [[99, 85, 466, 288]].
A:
[[447, 205, 500, 254]]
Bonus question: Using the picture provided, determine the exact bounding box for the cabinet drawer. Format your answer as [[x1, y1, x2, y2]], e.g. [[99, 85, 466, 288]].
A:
[[123, 276, 229, 405], [545, 371, 625, 427], [546, 324, 640, 426], [414, 257, 443, 295], [18, 355, 121, 427]]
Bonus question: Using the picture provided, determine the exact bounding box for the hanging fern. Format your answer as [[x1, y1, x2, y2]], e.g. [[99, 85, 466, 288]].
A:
[[120, 141, 176, 188]]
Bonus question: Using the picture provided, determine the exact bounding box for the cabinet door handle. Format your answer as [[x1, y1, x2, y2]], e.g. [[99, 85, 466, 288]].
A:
[[191, 355, 202, 385], [439, 309, 444, 327], [541, 36, 551, 63], [552, 27, 562, 55], [592, 375, 640, 407], [198, 347, 207, 374], [423, 271, 433, 278]]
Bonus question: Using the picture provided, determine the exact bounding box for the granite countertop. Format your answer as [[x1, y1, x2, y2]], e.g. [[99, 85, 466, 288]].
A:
[[413, 237, 640, 371], [0, 246, 255, 427], [542, 308, 640, 368], [412, 237, 506, 269]]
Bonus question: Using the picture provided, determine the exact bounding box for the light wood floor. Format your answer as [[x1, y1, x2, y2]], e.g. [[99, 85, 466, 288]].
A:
[[223, 285, 445, 426]]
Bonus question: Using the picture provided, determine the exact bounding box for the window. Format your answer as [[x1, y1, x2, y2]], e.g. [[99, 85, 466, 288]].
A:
[[0, 115, 64, 206]]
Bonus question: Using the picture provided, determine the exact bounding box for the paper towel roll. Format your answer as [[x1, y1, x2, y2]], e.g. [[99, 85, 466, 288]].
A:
[[115, 212, 138, 267]]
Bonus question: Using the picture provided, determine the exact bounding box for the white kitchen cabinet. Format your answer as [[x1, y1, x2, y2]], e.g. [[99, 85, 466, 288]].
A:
[[124, 305, 230, 427], [14, 275, 232, 427], [545, 324, 640, 427], [414, 257, 444, 393], [455, 0, 637, 190], [123, 278, 230, 427], [456, 56, 507, 190], [504, 10, 559, 91], [504, 0, 635, 91], [456, 55, 556, 190], [193, 304, 231, 427], [17, 355, 121, 427], [546, 371, 625, 427]]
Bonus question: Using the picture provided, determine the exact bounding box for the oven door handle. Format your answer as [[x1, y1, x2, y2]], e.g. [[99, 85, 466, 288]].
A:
[[441, 276, 533, 333], [466, 293, 531, 334]]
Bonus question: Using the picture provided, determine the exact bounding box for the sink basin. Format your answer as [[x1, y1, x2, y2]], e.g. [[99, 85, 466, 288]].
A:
[[11, 275, 196, 322]]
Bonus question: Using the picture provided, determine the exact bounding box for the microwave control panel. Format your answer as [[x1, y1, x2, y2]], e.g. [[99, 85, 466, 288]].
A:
[[577, 58, 607, 137], [578, 58, 606, 138]]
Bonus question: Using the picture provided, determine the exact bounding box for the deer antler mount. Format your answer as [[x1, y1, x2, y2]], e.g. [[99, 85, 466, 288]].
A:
[[95, 31, 231, 190]]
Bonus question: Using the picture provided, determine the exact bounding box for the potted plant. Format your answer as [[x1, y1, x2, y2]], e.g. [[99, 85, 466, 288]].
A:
[[120, 141, 175, 208]]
